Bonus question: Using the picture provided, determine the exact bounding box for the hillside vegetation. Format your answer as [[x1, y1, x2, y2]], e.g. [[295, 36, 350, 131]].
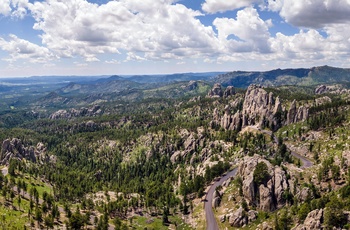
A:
[[0, 67, 350, 229]]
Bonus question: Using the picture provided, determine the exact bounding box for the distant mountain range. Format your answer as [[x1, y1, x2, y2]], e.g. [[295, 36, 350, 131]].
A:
[[214, 65, 350, 88], [2, 66, 350, 111]]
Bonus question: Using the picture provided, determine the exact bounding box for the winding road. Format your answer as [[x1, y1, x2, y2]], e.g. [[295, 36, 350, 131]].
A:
[[205, 127, 313, 230], [205, 168, 238, 230]]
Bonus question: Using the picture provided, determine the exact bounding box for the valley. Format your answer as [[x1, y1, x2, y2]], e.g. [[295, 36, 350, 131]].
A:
[[0, 66, 350, 229]]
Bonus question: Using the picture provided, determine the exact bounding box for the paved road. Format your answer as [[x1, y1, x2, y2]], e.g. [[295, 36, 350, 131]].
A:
[[257, 128, 313, 168], [205, 168, 238, 230], [205, 127, 313, 230]]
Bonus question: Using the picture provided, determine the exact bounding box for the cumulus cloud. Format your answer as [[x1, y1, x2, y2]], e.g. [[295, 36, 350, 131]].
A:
[[214, 7, 272, 53], [0, 0, 11, 16], [1, 0, 350, 71], [0, 0, 29, 18], [279, 0, 350, 28], [202, 0, 262, 13], [0, 34, 54, 63], [26, 0, 218, 63]]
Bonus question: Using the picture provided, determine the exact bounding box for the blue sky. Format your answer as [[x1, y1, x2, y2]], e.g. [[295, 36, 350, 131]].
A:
[[1, 0, 350, 77]]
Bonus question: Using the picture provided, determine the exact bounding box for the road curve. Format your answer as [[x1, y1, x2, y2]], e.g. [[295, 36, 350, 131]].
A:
[[258, 128, 313, 168], [205, 127, 313, 229], [205, 168, 238, 230]]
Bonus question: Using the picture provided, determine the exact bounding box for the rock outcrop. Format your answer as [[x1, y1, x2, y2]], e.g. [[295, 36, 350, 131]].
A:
[[1, 138, 55, 165], [241, 85, 282, 129], [50, 105, 102, 119], [229, 207, 248, 227], [212, 196, 221, 209], [208, 83, 223, 98], [212, 84, 310, 131], [185, 81, 198, 91], [238, 155, 290, 211], [227, 207, 258, 227], [292, 209, 323, 230], [286, 100, 309, 124], [224, 86, 236, 98], [315, 96, 332, 106], [315, 85, 328, 94], [315, 84, 350, 95], [213, 85, 283, 131]]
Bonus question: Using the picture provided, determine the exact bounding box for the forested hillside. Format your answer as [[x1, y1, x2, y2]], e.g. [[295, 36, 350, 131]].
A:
[[0, 70, 350, 229]]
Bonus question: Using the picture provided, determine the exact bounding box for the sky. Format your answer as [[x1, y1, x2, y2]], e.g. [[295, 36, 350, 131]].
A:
[[1, 0, 350, 77]]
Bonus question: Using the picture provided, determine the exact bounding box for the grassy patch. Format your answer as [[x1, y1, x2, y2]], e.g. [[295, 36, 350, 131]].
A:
[[0, 195, 31, 229], [131, 215, 193, 230]]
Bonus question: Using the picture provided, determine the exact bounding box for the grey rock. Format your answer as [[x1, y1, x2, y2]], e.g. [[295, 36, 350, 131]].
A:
[[315, 96, 332, 106], [212, 196, 221, 209], [220, 215, 226, 223], [224, 86, 236, 98], [50, 105, 102, 119], [186, 81, 198, 91], [1, 138, 52, 165], [247, 210, 258, 222], [208, 83, 223, 98], [315, 85, 327, 94], [287, 100, 297, 124], [229, 207, 248, 227], [259, 184, 274, 212], [238, 156, 290, 212], [292, 209, 323, 230]]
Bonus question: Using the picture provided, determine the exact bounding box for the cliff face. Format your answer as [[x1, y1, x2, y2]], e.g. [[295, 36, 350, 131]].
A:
[[241, 85, 282, 129], [207, 83, 235, 98], [0, 138, 55, 165], [212, 84, 309, 131], [238, 155, 290, 212], [286, 100, 309, 125]]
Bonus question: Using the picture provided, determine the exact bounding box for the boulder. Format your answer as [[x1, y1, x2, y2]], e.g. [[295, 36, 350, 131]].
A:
[[261, 222, 273, 230], [292, 209, 323, 230], [212, 196, 221, 209], [229, 207, 248, 227], [247, 210, 258, 222], [220, 215, 226, 223]]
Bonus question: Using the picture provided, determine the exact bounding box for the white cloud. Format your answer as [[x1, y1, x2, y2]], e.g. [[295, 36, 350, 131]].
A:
[[279, 0, 350, 28], [2, 0, 350, 73], [0, 34, 54, 63], [271, 30, 326, 60], [126, 52, 146, 62], [27, 0, 218, 63], [0, 0, 29, 18], [0, 0, 11, 16], [265, 0, 283, 11], [202, 0, 262, 13], [105, 59, 121, 64], [10, 0, 29, 19], [213, 7, 272, 53]]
